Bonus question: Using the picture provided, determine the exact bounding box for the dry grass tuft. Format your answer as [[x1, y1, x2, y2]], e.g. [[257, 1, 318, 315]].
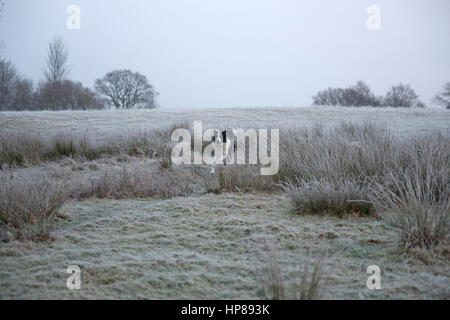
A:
[[0, 121, 191, 169], [278, 122, 396, 182], [0, 175, 67, 241], [369, 133, 449, 248], [370, 169, 449, 249], [0, 130, 46, 168], [203, 165, 275, 193], [277, 122, 449, 249], [280, 178, 373, 216], [260, 246, 331, 300], [76, 166, 193, 200]]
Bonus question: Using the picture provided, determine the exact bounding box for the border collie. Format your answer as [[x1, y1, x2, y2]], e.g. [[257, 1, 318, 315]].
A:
[[210, 129, 236, 174]]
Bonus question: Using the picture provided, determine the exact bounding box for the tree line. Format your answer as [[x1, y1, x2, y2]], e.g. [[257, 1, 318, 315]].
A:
[[313, 80, 450, 109], [0, 36, 158, 111]]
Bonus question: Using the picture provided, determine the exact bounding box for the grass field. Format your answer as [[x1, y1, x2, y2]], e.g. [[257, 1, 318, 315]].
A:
[[1, 106, 449, 136], [0, 107, 449, 299]]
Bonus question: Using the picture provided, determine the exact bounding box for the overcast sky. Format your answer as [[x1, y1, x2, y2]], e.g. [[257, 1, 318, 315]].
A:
[[1, 0, 449, 108]]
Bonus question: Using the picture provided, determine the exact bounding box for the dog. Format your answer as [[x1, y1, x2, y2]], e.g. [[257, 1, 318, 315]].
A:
[[210, 129, 236, 174]]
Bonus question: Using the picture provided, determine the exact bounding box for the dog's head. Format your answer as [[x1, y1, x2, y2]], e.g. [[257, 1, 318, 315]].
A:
[[212, 129, 237, 143], [211, 130, 223, 143]]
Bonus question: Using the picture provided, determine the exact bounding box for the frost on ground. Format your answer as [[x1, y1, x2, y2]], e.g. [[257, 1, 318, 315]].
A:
[[1, 192, 448, 299], [0, 107, 449, 299], [1, 106, 449, 137]]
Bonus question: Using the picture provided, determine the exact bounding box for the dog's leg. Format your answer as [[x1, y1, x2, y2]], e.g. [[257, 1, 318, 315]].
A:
[[210, 151, 216, 174], [211, 141, 228, 172], [210, 144, 218, 174], [224, 140, 232, 165]]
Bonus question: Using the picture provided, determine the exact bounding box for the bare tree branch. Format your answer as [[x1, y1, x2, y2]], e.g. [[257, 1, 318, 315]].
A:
[[43, 37, 70, 83]]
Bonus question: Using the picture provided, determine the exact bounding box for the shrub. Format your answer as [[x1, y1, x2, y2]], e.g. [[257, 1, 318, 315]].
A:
[[277, 122, 396, 182], [280, 178, 373, 216], [369, 135, 450, 248], [0, 175, 67, 241], [371, 171, 449, 249]]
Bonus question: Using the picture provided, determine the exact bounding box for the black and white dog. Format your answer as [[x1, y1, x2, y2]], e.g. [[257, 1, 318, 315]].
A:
[[210, 129, 236, 173]]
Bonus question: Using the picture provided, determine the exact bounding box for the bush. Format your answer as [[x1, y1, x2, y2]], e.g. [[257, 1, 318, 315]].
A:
[[0, 175, 67, 241], [280, 178, 373, 216], [277, 123, 449, 249], [278, 122, 396, 182], [371, 171, 449, 249], [369, 134, 450, 248]]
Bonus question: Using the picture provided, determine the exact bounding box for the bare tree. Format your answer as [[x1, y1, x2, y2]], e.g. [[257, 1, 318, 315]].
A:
[[0, 58, 37, 111], [312, 81, 380, 107], [384, 83, 423, 108], [10, 78, 34, 111], [0, 58, 17, 109], [43, 37, 69, 84], [434, 82, 450, 109], [36, 80, 104, 111], [95, 70, 157, 109]]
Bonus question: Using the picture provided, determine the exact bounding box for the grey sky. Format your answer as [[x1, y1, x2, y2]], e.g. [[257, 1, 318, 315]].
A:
[[1, 0, 449, 108]]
